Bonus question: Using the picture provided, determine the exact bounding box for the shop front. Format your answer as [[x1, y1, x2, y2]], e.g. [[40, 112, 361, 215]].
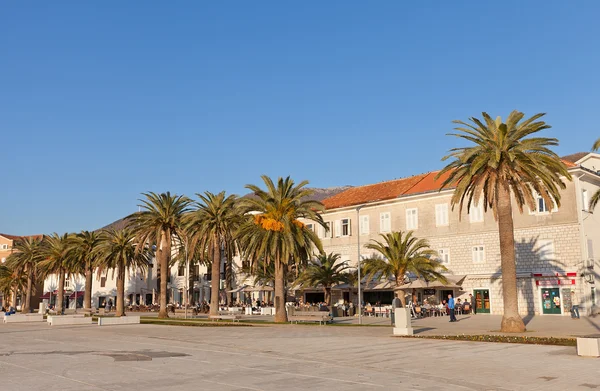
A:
[[536, 275, 577, 315], [473, 289, 491, 314]]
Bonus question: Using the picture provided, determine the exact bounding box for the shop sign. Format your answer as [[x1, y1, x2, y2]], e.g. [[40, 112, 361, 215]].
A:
[[536, 279, 575, 286]]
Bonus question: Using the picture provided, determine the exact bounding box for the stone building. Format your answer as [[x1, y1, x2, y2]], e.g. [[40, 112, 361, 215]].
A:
[[299, 152, 600, 316]]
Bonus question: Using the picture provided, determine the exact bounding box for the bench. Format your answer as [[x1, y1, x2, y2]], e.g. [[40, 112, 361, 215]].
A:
[[47, 315, 92, 326], [98, 316, 140, 326], [577, 335, 600, 357], [209, 314, 242, 322], [3, 313, 45, 323], [288, 311, 332, 325]]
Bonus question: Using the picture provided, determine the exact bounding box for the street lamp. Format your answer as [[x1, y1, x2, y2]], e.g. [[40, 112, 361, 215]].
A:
[[184, 240, 189, 319], [356, 205, 364, 325]]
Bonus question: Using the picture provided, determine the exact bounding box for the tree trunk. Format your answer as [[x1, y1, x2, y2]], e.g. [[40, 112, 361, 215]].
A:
[[22, 267, 32, 313], [116, 267, 125, 317], [56, 269, 65, 314], [158, 232, 170, 319], [209, 236, 221, 316], [324, 287, 331, 306], [497, 182, 526, 332], [274, 257, 287, 322], [84, 266, 92, 309]]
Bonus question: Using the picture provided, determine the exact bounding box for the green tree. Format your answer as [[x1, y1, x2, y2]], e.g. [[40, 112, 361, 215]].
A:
[[67, 231, 101, 310], [295, 253, 351, 306], [5, 236, 42, 313], [438, 111, 571, 332], [363, 231, 447, 306], [185, 191, 240, 316], [38, 233, 72, 314], [129, 192, 191, 318], [94, 229, 150, 316], [238, 176, 325, 322]]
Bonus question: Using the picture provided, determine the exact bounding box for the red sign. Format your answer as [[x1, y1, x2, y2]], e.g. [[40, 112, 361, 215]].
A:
[[536, 279, 576, 286]]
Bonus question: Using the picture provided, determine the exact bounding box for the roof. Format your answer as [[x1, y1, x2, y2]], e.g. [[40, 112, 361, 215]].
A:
[[322, 172, 437, 209], [99, 217, 133, 232], [0, 233, 44, 241], [323, 156, 582, 210], [562, 152, 589, 165]]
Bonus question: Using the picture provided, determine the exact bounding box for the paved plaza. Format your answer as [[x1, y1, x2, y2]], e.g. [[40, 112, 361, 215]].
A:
[[0, 320, 599, 391]]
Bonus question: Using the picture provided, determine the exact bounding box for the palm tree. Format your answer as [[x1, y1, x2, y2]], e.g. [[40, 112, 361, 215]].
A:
[[589, 139, 600, 210], [67, 231, 101, 310], [295, 253, 351, 306], [185, 191, 240, 316], [437, 111, 571, 332], [363, 231, 447, 307], [129, 192, 191, 318], [238, 176, 325, 323], [5, 236, 42, 313], [0, 264, 27, 309], [95, 229, 150, 316], [0, 265, 13, 307], [38, 233, 72, 314]]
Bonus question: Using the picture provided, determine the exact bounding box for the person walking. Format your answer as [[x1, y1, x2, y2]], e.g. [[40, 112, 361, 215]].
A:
[[571, 290, 580, 319], [448, 294, 457, 322], [469, 293, 476, 315], [391, 293, 402, 326]]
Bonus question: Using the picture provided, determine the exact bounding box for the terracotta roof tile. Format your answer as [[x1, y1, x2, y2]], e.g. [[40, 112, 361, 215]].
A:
[[562, 152, 588, 164], [322, 173, 429, 209], [0, 233, 44, 241]]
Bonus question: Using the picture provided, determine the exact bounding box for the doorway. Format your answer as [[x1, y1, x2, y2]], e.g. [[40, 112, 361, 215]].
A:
[[473, 289, 490, 314], [541, 287, 562, 314]]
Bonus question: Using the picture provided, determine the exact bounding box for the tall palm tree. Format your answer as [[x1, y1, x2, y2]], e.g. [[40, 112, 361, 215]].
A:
[[67, 231, 101, 310], [5, 236, 42, 313], [238, 176, 325, 322], [589, 139, 600, 210], [38, 233, 72, 314], [0, 264, 27, 309], [295, 253, 351, 306], [185, 191, 240, 316], [0, 264, 13, 307], [129, 192, 191, 318], [363, 231, 447, 306], [437, 111, 571, 332], [95, 229, 150, 316]]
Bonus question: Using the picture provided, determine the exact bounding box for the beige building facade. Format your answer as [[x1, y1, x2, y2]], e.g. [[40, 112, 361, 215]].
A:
[[301, 153, 600, 316]]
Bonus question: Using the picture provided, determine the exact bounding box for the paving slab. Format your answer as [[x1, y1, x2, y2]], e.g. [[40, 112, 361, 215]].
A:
[[0, 321, 598, 390]]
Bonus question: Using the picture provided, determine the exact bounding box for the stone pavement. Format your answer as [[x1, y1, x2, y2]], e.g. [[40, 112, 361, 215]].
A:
[[0, 321, 598, 391]]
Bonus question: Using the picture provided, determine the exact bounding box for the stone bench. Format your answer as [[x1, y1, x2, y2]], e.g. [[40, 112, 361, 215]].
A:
[[97, 316, 140, 326], [209, 315, 242, 322], [3, 313, 44, 323], [577, 335, 600, 357], [288, 313, 332, 325], [47, 315, 92, 326]]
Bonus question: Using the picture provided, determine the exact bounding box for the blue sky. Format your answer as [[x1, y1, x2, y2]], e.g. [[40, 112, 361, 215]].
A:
[[2, 1, 599, 235]]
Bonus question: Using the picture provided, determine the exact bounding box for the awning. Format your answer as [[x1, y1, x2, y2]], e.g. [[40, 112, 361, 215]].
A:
[[244, 285, 274, 292], [226, 285, 247, 293], [69, 291, 85, 298], [40, 291, 58, 299]]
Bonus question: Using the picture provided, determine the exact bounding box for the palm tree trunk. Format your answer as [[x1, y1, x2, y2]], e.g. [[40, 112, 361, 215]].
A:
[[23, 268, 33, 313], [274, 256, 287, 323], [324, 286, 331, 306], [209, 236, 221, 316], [497, 182, 526, 333], [116, 267, 125, 317], [412, 288, 417, 306], [225, 255, 233, 307], [84, 266, 92, 310], [57, 269, 65, 314], [158, 233, 170, 319]]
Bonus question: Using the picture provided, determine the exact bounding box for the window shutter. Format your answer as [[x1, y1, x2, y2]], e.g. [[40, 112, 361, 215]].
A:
[[348, 219, 352, 236], [588, 239, 594, 259], [335, 220, 342, 237]]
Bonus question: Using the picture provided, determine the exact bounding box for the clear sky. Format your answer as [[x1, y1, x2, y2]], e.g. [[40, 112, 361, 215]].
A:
[[2, 1, 599, 235]]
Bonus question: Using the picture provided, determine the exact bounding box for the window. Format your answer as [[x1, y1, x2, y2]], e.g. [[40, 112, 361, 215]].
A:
[[406, 208, 418, 230], [469, 202, 484, 223], [582, 189, 589, 212], [438, 248, 450, 264], [360, 215, 370, 235], [530, 193, 557, 214], [0, 244, 7, 250], [472, 246, 485, 262], [178, 264, 185, 277], [320, 222, 332, 238], [435, 204, 449, 226], [100, 277, 106, 288], [537, 239, 555, 261], [341, 218, 351, 236], [380, 212, 391, 232], [306, 223, 314, 232]]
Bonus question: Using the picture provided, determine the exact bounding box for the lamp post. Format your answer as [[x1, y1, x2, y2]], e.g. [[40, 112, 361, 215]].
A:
[[356, 205, 364, 325], [184, 241, 189, 319]]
